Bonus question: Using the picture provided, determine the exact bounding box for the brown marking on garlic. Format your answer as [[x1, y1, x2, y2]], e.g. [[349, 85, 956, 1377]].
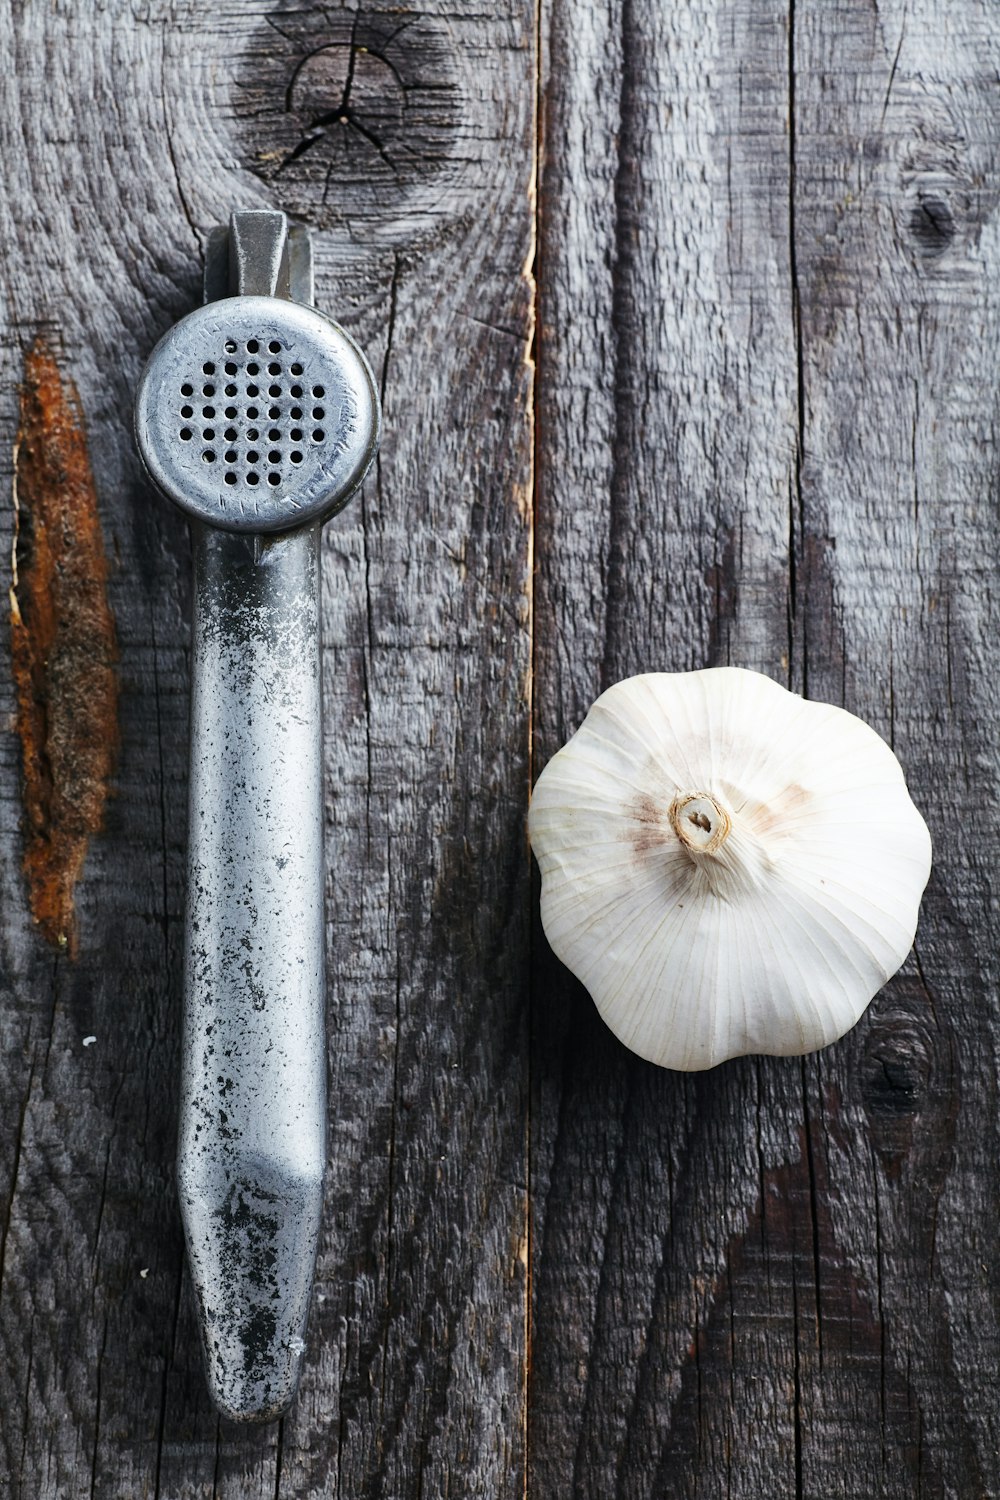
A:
[[630, 789, 668, 857], [744, 781, 813, 839]]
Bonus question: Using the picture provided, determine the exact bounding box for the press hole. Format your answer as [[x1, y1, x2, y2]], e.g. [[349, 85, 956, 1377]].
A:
[[267, 450, 281, 464], [203, 428, 215, 441], [247, 339, 259, 353], [247, 362, 259, 375], [268, 428, 280, 441], [290, 428, 303, 441], [290, 406, 303, 420], [181, 383, 193, 396], [268, 341, 281, 354], [179, 428, 192, 441], [268, 406, 280, 419], [268, 363, 280, 376], [225, 408, 237, 420], [268, 473, 281, 486], [290, 450, 303, 463], [246, 384, 259, 397], [202, 406, 215, 418], [247, 407, 259, 420], [224, 472, 237, 485], [225, 340, 237, 353], [312, 429, 325, 442], [268, 385, 281, 397], [247, 450, 260, 464], [290, 384, 303, 398], [203, 384, 215, 396], [203, 362, 215, 374], [224, 426, 237, 440], [313, 407, 325, 419], [225, 362, 237, 375], [181, 404, 193, 418], [247, 471, 259, 485], [225, 449, 237, 463], [203, 450, 216, 463], [313, 385, 325, 397], [290, 363, 303, 375]]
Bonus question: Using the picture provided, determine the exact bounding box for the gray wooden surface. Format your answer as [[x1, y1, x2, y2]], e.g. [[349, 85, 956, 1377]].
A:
[[0, 1, 997, 1496]]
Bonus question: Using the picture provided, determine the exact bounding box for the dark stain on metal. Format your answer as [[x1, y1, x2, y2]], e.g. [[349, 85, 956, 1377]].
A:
[[10, 337, 118, 956], [135, 211, 381, 1421]]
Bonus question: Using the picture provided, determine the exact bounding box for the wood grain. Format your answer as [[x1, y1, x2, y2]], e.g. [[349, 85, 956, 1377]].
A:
[[532, 0, 1000, 1497], [0, 2, 533, 1497], [1, 0, 999, 1496]]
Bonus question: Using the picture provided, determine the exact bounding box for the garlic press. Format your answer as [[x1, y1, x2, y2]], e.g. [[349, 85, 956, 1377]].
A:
[[134, 210, 380, 1421]]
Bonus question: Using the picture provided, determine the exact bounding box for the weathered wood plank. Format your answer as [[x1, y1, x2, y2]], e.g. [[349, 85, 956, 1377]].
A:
[[3, 0, 1000, 1495], [532, 1, 1000, 1496], [791, 3, 1000, 1493], [0, 3, 534, 1497]]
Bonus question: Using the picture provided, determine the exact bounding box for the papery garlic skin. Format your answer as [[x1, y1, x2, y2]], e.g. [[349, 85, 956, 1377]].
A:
[[529, 668, 932, 1071]]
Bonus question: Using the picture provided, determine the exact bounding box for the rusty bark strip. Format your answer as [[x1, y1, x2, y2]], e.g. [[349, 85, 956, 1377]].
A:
[[10, 337, 118, 955]]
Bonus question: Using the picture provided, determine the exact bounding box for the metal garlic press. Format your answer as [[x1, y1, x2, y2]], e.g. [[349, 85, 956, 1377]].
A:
[[134, 211, 381, 1421]]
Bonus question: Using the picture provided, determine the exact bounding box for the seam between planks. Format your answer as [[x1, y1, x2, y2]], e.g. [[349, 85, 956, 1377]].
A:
[[525, 0, 542, 1492]]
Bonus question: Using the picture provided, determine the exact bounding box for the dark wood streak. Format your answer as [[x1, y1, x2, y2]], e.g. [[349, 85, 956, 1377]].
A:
[[11, 338, 118, 956]]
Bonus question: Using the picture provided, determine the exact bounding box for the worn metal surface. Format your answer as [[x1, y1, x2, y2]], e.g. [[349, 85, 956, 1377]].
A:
[[134, 212, 382, 1420], [181, 520, 326, 1422], [134, 295, 379, 534]]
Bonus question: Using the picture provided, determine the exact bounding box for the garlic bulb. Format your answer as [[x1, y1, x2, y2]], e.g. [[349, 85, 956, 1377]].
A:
[[529, 668, 932, 1071]]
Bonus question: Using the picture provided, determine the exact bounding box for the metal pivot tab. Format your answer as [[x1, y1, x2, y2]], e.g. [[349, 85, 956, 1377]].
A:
[[134, 212, 381, 1421]]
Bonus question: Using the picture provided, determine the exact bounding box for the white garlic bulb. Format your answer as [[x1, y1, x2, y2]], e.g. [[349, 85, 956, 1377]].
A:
[[529, 668, 932, 1071]]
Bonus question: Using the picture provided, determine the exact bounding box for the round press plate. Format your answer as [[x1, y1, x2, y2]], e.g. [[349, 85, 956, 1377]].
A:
[[134, 297, 380, 534]]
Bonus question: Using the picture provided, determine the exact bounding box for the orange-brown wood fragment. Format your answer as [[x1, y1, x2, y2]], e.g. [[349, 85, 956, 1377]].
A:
[[10, 338, 118, 955]]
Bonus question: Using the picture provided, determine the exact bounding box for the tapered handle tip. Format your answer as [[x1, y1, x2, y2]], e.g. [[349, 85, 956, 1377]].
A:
[[179, 1157, 324, 1422]]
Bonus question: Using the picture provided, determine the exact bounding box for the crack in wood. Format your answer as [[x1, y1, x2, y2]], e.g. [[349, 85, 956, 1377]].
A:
[[237, 8, 465, 237]]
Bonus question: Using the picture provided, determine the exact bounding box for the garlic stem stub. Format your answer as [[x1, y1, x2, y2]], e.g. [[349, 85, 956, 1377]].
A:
[[528, 668, 933, 1071]]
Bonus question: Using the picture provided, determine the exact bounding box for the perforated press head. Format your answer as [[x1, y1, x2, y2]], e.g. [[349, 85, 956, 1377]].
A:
[[135, 295, 380, 534]]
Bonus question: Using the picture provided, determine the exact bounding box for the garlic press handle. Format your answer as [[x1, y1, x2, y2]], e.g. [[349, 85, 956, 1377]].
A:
[[176, 521, 326, 1422], [175, 213, 328, 1422], [135, 210, 378, 1421]]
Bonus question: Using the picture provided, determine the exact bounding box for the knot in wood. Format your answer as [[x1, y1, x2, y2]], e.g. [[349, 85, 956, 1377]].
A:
[[238, 9, 463, 239], [907, 189, 957, 257], [859, 1011, 939, 1178], [861, 1029, 929, 1119]]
